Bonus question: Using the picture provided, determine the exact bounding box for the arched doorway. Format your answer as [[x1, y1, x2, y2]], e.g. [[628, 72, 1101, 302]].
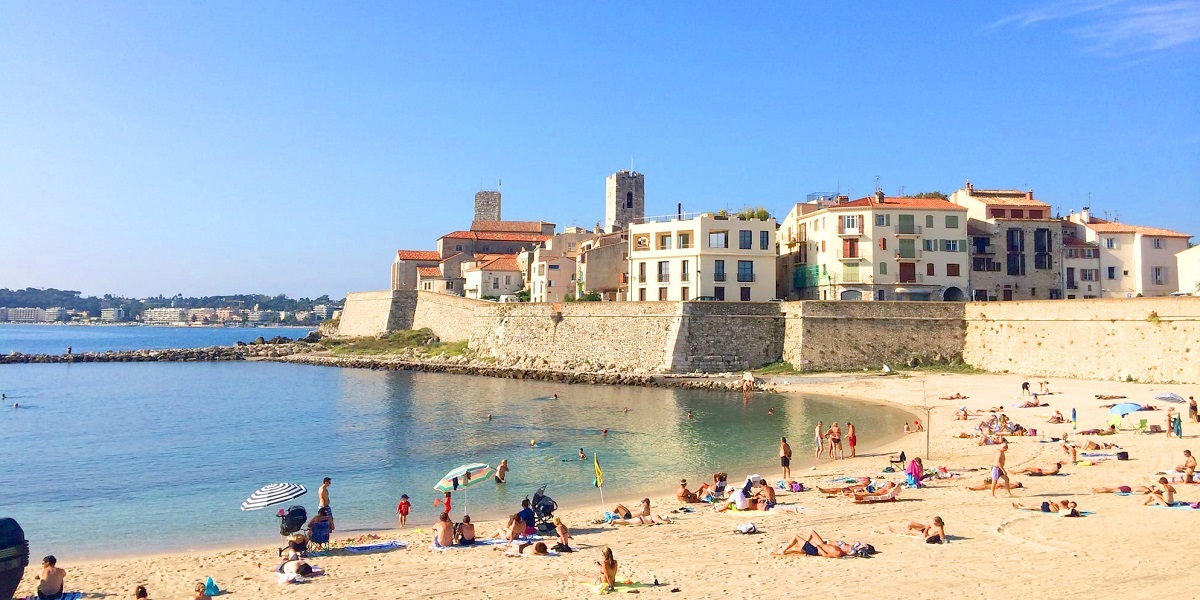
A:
[[840, 290, 863, 301], [943, 287, 965, 301]]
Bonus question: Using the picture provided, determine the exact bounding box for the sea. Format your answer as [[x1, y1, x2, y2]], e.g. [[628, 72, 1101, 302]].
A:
[[0, 325, 912, 560]]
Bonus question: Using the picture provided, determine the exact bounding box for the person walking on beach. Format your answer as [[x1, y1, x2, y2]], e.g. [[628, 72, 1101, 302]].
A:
[[779, 437, 793, 480], [846, 422, 857, 458], [1167, 407, 1176, 438], [318, 477, 332, 517], [1021, 381, 1030, 395], [396, 494, 411, 528], [815, 421, 825, 459], [1178, 450, 1196, 484], [495, 459, 509, 483], [991, 441, 1013, 497]]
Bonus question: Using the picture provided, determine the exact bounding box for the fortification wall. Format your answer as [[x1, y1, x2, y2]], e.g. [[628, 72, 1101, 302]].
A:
[[337, 291, 414, 337], [783, 301, 966, 371], [964, 298, 1200, 383], [468, 302, 680, 372], [671, 302, 785, 372], [411, 291, 488, 342]]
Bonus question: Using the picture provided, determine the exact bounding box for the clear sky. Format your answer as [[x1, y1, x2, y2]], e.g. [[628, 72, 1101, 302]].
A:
[[2, 1, 1197, 298]]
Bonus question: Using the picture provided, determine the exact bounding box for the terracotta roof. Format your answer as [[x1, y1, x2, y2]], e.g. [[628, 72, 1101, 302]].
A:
[[416, 266, 442, 278], [468, 255, 522, 273], [1062, 237, 1096, 247], [828, 196, 966, 211], [1084, 218, 1190, 238], [967, 189, 1049, 208], [395, 250, 440, 261], [470, 220, 554, 233], [441, 230, 551, 243]]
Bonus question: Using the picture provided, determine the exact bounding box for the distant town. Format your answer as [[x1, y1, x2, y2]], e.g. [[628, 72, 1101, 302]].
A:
[[0, 289, 341, 326], [385, 171, 1199, 304]]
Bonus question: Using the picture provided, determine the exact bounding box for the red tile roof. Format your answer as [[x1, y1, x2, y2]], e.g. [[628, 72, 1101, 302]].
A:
[[442, 231, 551, 242], [966, 189, 1050, 208], [416, 266, 442, 278], [395, 250, 440, 261], [1062, 237, 1097, 247], [470, 220, 553, 233], [467, 254, 522, 272], [829, 196, 966, 211], [1084, 218, 1190, 238]]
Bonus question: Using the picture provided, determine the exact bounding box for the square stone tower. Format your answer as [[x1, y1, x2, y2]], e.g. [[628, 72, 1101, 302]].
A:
[[474, 190, 502, 222], [604, 170, 644, 232]]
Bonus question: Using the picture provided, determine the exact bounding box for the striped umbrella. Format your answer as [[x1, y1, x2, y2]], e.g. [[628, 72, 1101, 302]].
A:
[[240, 483, 307, 511], [434, 463, 492, 492]]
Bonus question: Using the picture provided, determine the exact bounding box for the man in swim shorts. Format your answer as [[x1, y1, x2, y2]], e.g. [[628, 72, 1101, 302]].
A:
[[846, 422, 857, 458], [773, 530, 848, 558], [991, 442, 1013, 497], [779, 437, 792, 480]]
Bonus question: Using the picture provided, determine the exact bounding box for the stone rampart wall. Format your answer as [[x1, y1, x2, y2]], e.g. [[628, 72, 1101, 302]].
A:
[[964, 298, 1200, 383], [672, 302, 785, 372], [337, 291, 414, 337], [782, 301, 966, 372], [411, 291, 488, 342]]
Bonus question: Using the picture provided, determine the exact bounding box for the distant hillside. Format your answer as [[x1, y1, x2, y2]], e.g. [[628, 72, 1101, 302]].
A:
[[0, 288, 342, 314]]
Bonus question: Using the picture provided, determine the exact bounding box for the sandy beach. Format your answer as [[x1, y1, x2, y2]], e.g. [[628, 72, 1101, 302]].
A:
[[15, 371, 1199, 599]]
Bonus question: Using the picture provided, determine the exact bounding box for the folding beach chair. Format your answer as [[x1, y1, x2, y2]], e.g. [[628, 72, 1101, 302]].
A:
[[308, 520, 331, 551]]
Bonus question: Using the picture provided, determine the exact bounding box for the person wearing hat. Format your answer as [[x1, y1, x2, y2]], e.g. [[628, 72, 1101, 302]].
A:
[[676, 478, 708, 503], [396, 494, 411, 528]]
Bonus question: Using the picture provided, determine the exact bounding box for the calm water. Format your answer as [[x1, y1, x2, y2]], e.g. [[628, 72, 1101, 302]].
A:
[[0, 323, 314, 355], [1, 361, 910, 560]]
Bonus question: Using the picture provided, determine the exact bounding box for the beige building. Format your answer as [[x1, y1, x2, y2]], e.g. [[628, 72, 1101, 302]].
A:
[[1065, 208, 1191, 297], [143, 307, 187, 324], [530, 254, 577, 303], [949, 183, 1063, 301], [628, 213, 777, 302], [777, 191, 969, 301], [463, 254, 523, 300], [1178, 245, 1200, 296], [578, 231, 629, 301], [1061, 234, 1102, 299], [390, 250, 441, 291]]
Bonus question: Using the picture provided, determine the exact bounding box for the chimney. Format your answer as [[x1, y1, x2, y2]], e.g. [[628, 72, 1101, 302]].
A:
[[966, 179, 973, 193], [677, 202, 682, 220], [875, 189, 885, 203], [1080, 207, 1091, 223], [1026, 190, 1034, 202]]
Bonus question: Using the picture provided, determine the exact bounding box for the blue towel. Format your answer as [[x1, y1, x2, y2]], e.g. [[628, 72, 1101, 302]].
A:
[[345, 540, 408, 553]]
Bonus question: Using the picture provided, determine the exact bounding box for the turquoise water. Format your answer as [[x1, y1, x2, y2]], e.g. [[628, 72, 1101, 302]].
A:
[[0, 323, 313, 355], [0, 361, 910, 560]]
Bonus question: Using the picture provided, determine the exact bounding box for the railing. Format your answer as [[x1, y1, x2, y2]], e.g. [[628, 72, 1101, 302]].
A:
[[737, 273, 756, 282], [897, 273, 925, 284], [619, 273, 629, 284], [842, 272, 863, 283], [786, 232, 806, 244], [895, 249, 923, 260], [633, 211, 707, 224], [974, 244, 995, 255], [837, 248, 861, 260], [713, 273, 727, 282], [657, 274, 670, 283], [681, 273, 690, 282], [897, 224, 923, 235], [837, 225, 862, 236]]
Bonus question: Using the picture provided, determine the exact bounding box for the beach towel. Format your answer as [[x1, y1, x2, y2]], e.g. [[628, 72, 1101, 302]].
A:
[[1150, 503, 1200, 511], [431, 537, 517, 550], [345, 540, 407, 553], [589, 581, 653, 594], [23, 594, 83, 600]]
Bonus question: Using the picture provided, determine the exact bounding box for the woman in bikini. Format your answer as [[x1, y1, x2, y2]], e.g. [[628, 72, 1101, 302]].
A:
[[827, 423, 843, 460], [597, 547, 618, 591], [1144, 478, 1177, 507]]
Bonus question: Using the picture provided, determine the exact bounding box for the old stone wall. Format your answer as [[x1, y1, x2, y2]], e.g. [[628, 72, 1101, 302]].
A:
[[337, 291, 415, 337], [963, 298, 1200, 383], [671, 302, 785, 372], [782, 301, 966, 371], [411, 291, 489, 342]]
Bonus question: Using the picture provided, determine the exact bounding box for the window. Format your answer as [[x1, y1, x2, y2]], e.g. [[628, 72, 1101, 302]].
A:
[[737, 260, 755, 282], [1083, 249, 1097, 258], [638, 262, 646, 282], [923, 239, 936, 252], [681, 260, 690, 282], [925, 215, 934, 228], [972, 258, 988, 272], [739, 230, 752, 249], [945, 215, 960, 228], [840, 215, 859, 233], [638, 288, 646, 301], [990, 209, 1006, 218], [1034, 228, 1052, 253], [626, 192, 633, 209], [820, 240, 826, 252], [1105, 238, 1116, 249], [455, 245, 463, 251], [709, 231, 728, 248], [1006, 228, 1024, 252], [1153, 238, 1163, 249], [713, 286, 725, 301], [940, 239, 962, 252], [714, 260, 726, 281], [1006, 253, 1026, 276], [1010, 209, 1024, 219], [1034, 253, 1053, 269], [657, 261, 669, 282], [879, 262, 888, 275], [1106, 266, 1116, 279], [1067, 248, 1077, 258], [548, 264, 560, 270], [659, 234, 671, 250], [547, 280, 554, 288], [658, 288, 668, 301], [878, 238, 887, 251], [492, 279, 499, 290], [505, 275, 512, 285], [446, 281, 454, 289], [681, 286, 689, 300], [1081, 269, 1098, 281], [760, 230, 769, 250], [1153, 267, 1167, 285], [875, 214, 891, 226], [926, 263, 936, 276], [678, 233, 691, 249], [740, 287, 751, 301], [947, 263, 961, 276], [876, 289, 886, 301]]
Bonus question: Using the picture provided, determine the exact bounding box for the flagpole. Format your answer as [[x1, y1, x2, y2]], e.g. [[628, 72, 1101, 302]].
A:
[[594, 454, 605, 516]]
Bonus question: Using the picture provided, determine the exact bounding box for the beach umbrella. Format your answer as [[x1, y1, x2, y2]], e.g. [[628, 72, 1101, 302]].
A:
[[1155, 392, 1186, 404], [240, 483, 306, 511], [1109, 403, 1143, 417], [1071, 408, 1077, 430], [434, 463, 492, 515]]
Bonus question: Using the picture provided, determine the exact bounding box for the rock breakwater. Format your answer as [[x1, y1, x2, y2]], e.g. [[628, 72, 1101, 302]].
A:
[[1, 342, 314, 364]]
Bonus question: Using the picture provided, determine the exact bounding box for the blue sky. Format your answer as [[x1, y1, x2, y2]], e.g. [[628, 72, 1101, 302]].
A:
[[2, 1, 1197, 298]]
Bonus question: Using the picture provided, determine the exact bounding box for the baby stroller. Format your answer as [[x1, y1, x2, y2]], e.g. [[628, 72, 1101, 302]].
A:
[[530, 485, 558, 533], [0, 517, 29, 600], [279, 505, 307, 536]]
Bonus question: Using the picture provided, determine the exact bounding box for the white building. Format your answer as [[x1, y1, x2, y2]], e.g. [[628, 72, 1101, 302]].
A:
[[1065, 208, 1192, 298], [1177, 245, 1200, 296], [44, 307, 67, 322], [7, 307, 46, 322], [100, 307, 127, 322], [142, 307, 187, 324], [312, 305, 337, 321], [628, 212, 777, 302], [463, 254, 524, 300], [530, 254, 577, 303]]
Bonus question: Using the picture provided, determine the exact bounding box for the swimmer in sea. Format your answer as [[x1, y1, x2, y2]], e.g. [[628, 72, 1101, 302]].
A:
[[488, 414, 492, 421], [624, 407, 629, 414], [578, 448, 586, 460], [768, 407, 775, 416], [553, 394, 558, 400], [687, 411, 693, 419], [602, 429, 608, 437]]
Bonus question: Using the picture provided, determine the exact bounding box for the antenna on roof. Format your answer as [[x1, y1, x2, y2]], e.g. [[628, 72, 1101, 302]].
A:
[[631, 156, 635, 172], [874, 175, 881, 192], [898, 185, 906, 196]]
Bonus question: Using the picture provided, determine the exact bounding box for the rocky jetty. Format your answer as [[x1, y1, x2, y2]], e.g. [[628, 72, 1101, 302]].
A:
[[0, 340, 314, 364]]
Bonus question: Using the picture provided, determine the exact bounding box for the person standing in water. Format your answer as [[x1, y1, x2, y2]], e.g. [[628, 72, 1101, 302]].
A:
[[846, 422, 857, 458], [814, 421, 825, 459], [779, 437, 793, 480], [495, 459, 509, 483]]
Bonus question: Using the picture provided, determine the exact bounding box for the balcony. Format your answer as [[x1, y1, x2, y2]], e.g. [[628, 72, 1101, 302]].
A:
[[657, 274, 670, 283], [737, 273, 756, 282], [897, 273, 925, 284], [837, 248, 862, 261], [619, 273, 629, 284], [896, 224, 923, 236], [785, 231, 806, 245], [973, 244, 995, 255], [895, 249, 923, 261], [681, 273, 690, 282], [837, 225, 862, 237], [713, 273, 727, 282]]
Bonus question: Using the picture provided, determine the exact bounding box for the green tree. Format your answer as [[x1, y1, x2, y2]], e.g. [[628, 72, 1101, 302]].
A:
[[735, 206, 772, 220], [911, 191, 948, 201]]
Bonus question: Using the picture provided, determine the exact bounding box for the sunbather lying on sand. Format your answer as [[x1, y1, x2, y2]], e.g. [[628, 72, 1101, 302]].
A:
[[851, 481, 899, 502], [1078, 425, 1117, 436], [1092, 485, 1151, 494], [495, 540, 549, 555], [1081, 440, 1119, 450], [889, 516, 945, 543], [1013, 499, 1076, 513], [610, 514, 672, 525], [1010, 462, 1063, 476], [965, 478, 1023, 491], [1017, 400, 1048, 408], [771, 530, 849, 558], [942, 393, 967, 400], [1095, 395, 1127, 400]]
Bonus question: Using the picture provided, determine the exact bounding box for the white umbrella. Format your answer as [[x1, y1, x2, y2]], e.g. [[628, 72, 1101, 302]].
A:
[[1155, 392, 1186, 404], [240, 483, 307, 511]]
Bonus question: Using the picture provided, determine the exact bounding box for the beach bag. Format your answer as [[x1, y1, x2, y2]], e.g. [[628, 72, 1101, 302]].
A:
[[205, 577, 220, 596], [1116, 451, 1129, 461], [790, 481, 804, 492], [736, 522, 758, 534]]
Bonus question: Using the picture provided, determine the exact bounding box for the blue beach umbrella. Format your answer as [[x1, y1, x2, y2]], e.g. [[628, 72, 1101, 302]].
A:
[[1109, 403, 1142, 417], [1071, 408, 1077, 430]]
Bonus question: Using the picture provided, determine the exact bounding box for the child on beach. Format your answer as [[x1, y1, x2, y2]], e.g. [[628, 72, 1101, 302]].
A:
[[434, 491, 452, 516], [397, 494, 411, 528]]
